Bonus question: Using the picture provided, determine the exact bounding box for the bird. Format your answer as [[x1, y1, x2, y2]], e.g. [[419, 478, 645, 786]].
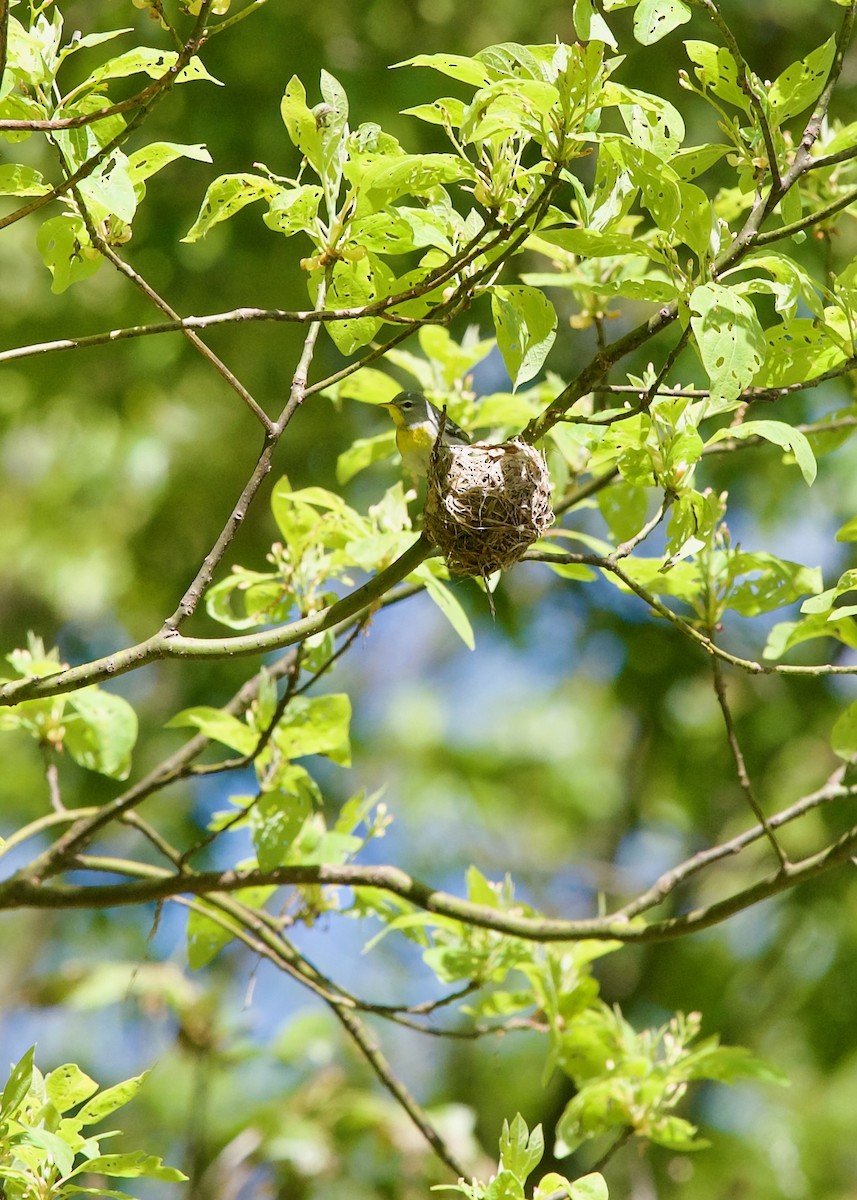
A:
[[380, 391, 471, 478]]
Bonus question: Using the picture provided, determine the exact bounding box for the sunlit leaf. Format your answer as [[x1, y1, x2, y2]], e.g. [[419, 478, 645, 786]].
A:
[[64, 687, 138, 780], [769, 36, 836, 121], [633, 0, 692, 45], [705, 420, 817, 485], [689, 282, 766, 410], [491, 285, 557, 390]]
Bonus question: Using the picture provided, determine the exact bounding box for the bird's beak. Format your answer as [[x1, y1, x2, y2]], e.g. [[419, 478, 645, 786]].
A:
[[379, 402, 402, 427]]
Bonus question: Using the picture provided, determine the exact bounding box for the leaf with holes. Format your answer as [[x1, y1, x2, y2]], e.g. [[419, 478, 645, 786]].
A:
[[263, 185, 324, 238], [689, 282, 766, 411], [684, 41, 751, 112], [491, 285, 557, 390], [769, 36, 836, 122], [633, 0, 692, 46], [183, 173, 279, 242]]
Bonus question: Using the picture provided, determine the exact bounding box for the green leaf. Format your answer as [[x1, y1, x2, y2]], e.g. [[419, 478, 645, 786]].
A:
[[725, 551, 822, 617], [499, 1114, 544, 1181], [183, 173, 279, 242], [764, 612, 857, 660], [754, 315, 849, 388], [491, 285, 557, 390], [647, 1114, 706, 1151], [45, 1063, 98, 1113], [769, 36, 836, 122], [274, 694, 352, 765], [417, 571, 476, 649], [705, 420, 817, 485], [459, 79, 559, 143], [485, 1170, 526, 1200], [331, 367, 402, 403], [529, 227, 666, 263], [322, 257, 382, 354], [1, 1045, 35, 1118], [75, 1074, 149, 1126], [569, 1175, 610, 1200], [836, 516, 857, 542], [833, 701, 857, 762], [252, 777, 316, 871], [336, 432, 397, 484], [684, 40, 751, 112], [0, 163, 50, 195], [280, 75, 323, 172], [67, 1151, 187, 1181], [84, 47, 222, 87], [64, 687, 138, 780], [393, 53, 490, 88], [598, 481, 650, 542], [671, 142, 730, 181], [125, 140, 212, 187], [263, 184, 324, 237], [348, 209, 421, 254], [77, 152, 137, 224], [165, 706, 257, 755], [36, 214, 102, 294], [14, 1127, 76, 1177], [633, 0, 692, 45], [600, 136, 682, 231], [689, 282, 766, 410], [800, 568, 857, 615], [363, 153, 476, 208], [674, 181, 713, 260], [573, 0, 618, 47], [725, 251, 824, 321], [401, 97, 468, 127], [611, 556, 702, 603], [612, 88, 685, 159]]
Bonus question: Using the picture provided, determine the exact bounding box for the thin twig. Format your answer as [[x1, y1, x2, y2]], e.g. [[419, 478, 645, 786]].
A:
[[42, 748, 65, 814], [0, 534, 436, 707], [79, 226, 273, 432], [167, 889, 470, 1176], [0, 76, 189, 132], [163, 272, 331, 629], [617, 767, 852, 919], [524, 548, 857, 680], [710, 656, 788, 869], [755, 184, 857, 245], [794, 0, 857, 167], [699, 0, 782, 194], [333, 1003, 470, 1179], [0, 0, 8, 94]]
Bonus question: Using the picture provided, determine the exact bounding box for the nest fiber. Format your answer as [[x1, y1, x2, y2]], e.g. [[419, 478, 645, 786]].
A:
[[424, 438, 554, 576]]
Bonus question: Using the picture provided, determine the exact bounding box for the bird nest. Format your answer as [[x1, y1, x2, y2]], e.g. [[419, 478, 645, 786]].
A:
[[424, 437, 555, 576]]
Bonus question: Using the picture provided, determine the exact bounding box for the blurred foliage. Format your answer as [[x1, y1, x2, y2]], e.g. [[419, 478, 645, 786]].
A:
[[3, 1, 857, 1199]]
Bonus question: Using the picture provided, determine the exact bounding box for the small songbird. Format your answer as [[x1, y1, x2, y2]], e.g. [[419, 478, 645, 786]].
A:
[[380, 391, 471, 478]]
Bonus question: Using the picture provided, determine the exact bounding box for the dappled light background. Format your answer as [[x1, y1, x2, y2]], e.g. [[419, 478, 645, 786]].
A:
[[3, 1, 857, 1197]]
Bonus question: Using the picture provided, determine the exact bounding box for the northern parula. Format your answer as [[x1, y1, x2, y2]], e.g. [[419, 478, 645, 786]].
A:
[[381, 391, 471, 478]]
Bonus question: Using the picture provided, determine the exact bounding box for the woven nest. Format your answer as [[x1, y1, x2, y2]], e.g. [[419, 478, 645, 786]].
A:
[[424, 438, 555, 576]]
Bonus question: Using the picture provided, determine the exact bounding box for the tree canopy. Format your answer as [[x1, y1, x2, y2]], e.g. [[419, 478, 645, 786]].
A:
[[2, 0, 857, 1197]]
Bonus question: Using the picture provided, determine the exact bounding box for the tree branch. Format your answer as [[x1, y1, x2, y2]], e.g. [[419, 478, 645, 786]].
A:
[[710, 656, 788, 869], [0, 534, 434, 706], [7, 821, 857, 945]]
